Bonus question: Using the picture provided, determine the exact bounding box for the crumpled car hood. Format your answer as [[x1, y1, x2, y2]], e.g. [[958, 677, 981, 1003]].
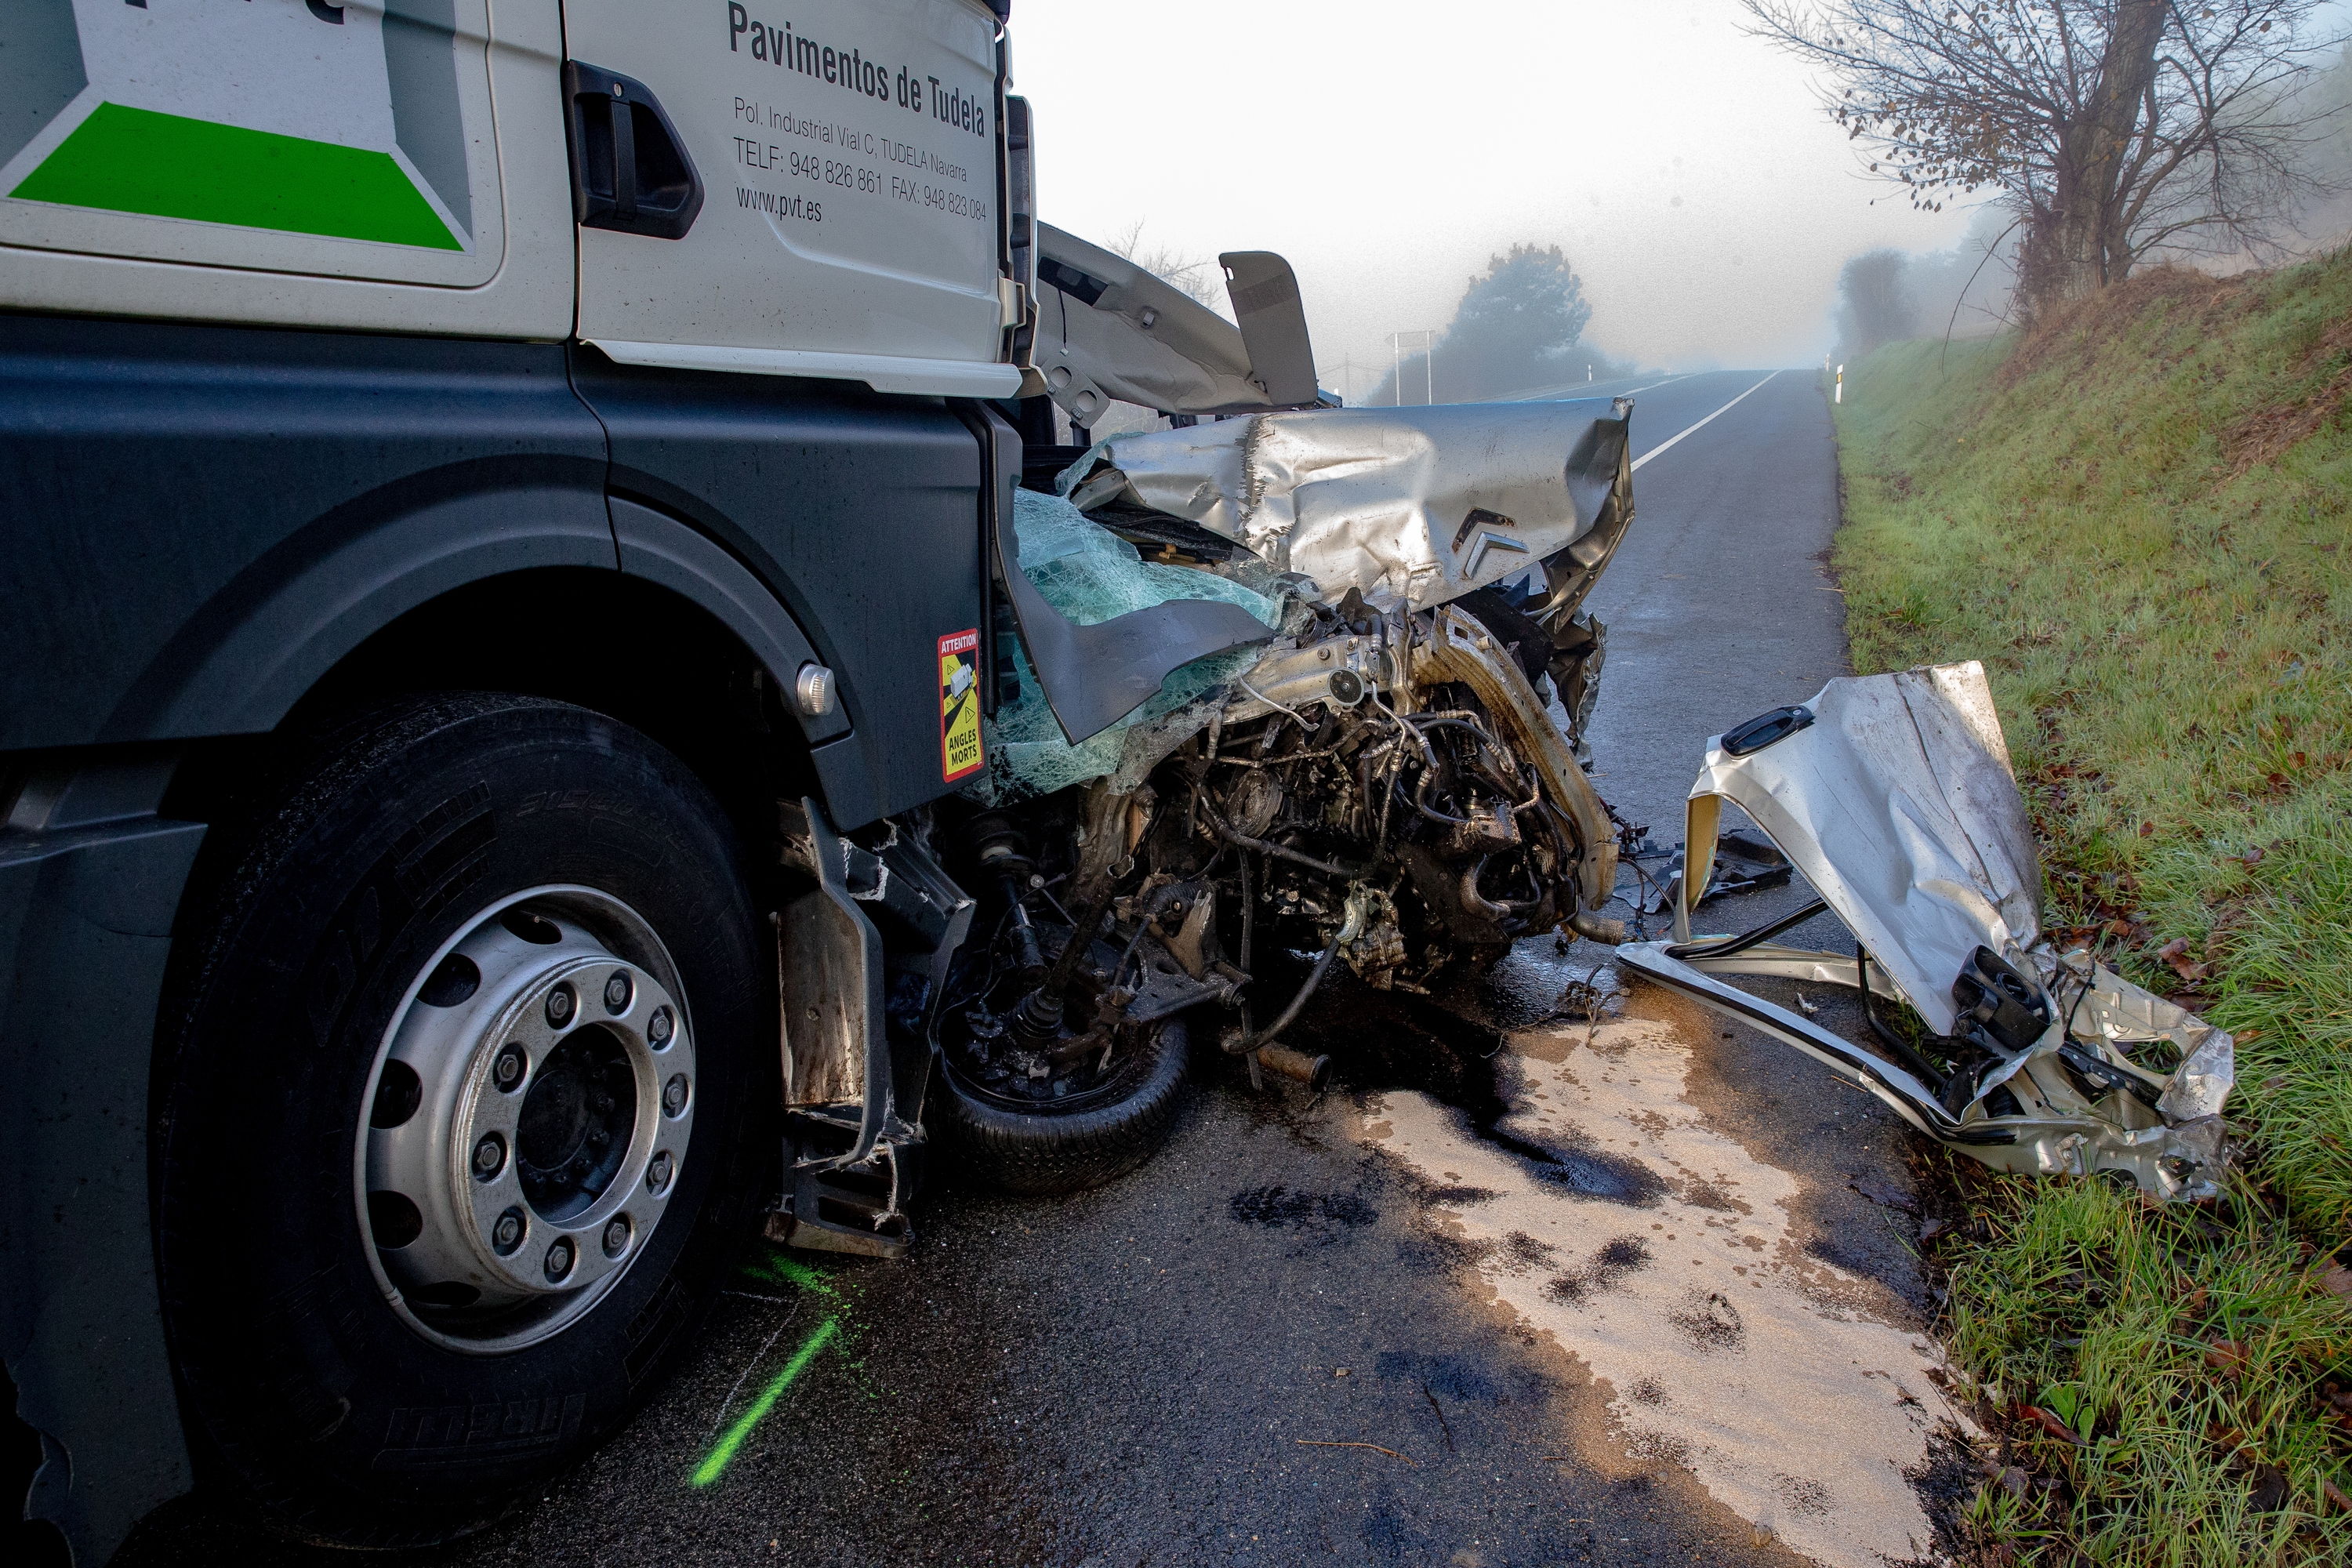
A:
[[1674, 661, 2043, 1037], [1616, 660, 2234, 1200], [1062, 401, 1631, 610]]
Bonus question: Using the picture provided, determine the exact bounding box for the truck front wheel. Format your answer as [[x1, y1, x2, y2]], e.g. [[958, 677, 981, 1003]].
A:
[[156, 695, 766, 1547]]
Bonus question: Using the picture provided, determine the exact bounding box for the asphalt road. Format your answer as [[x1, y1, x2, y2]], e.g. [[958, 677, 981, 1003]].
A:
[[121, 372, 1959, 1568]]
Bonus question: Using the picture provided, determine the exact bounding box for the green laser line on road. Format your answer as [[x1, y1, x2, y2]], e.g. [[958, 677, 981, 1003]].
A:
[[692, 1316, 840, 1487], [740, 1248, 840, 1296]]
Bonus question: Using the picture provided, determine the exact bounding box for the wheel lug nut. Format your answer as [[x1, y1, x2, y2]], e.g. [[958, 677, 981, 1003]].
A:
[[492, 1044, 528, 1091], [571, 1155, 591, 1178], [602, 1217, 631, 1258], [589, 1128, 610, 1149], [492, 1206, 525, 1255], [472, 1131, 506, 1180], [646, 1152, 674, 1196], [604, 971, 633, 1014], [543, 1238, 574, 1283], [662, 1074, 690, 1116], [593, 1093, 614, 1113], [546, 984, 575, 1027], [648, 1007, 674, 1046]]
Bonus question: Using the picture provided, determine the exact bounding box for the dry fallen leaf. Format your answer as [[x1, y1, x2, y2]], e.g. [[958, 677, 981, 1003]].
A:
[[2154, 936, 2213, 982], [2020, 1405, 2084, 1446]]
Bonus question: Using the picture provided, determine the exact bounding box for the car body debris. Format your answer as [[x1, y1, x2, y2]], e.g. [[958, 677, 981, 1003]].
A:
[[1056, 401, 1634, 613], [1615, 661, 2233, 1200]]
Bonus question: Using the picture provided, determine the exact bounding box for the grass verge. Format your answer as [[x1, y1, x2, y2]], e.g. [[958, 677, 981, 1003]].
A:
[[1830, 249, 2352, 1564]]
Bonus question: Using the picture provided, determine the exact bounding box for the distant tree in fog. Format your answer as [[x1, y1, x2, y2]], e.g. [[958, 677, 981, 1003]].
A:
[[1744, 1, 2346, 314], [2288, 41, 2352, 241], [1374, 244, 1599, 404], [1904, 205, 2027, 336], [1108, 220, 1223, 310], [1835, 248, 1918, 354]]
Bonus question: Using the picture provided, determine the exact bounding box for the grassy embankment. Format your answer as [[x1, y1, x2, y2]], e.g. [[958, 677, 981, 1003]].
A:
[[1830, 249, 2352, 1564]]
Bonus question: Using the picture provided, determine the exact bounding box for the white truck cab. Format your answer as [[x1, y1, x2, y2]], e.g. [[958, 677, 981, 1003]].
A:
[[0, 6, 1356, 1562], [2, 4, 1040, 1563], [2, 0, 1022, 384]]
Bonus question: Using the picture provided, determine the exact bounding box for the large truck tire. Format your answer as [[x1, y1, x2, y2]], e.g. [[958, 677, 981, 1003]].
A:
[[155, 695, 767, 1548], [934, 1018, 1190, 1196]]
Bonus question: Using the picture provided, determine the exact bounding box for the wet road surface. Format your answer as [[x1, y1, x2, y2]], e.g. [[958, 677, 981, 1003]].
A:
[[121, 371, 1965, 1566]]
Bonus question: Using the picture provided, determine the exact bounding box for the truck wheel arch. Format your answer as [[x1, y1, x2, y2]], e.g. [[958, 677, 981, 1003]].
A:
[[111, 485, 891, 829], [107, 483, 622, 746]]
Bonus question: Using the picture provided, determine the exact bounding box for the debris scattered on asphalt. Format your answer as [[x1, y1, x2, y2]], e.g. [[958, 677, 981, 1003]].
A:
[[1292, 1439, 1417, 1465], [1548, 967, 1620, 1022], [1848, 1177, 1920, 1214]]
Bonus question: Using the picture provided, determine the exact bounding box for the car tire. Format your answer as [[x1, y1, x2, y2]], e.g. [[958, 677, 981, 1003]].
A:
[[156, 694, 767, 1548], [933, 1018, 1189, 1196]]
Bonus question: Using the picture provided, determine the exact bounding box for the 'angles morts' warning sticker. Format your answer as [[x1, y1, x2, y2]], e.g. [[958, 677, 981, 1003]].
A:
[[938, 630, 982, 782]]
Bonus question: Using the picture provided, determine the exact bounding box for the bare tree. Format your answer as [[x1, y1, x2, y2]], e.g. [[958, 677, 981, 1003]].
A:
[[1108, 220, 1222, 310], [1744, 2, 2347, 311]]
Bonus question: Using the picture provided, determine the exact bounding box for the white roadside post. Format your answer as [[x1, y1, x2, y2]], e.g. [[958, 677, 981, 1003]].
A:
[[1387, 329, 1438, 405], [1835, 364, 1844, 405]]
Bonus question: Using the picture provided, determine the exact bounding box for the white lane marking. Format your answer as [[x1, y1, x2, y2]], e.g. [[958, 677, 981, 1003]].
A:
[[1512, 372, 1688, 404], [1361, 1007, 1965, 1568], [1631, 370, 1778, 471]]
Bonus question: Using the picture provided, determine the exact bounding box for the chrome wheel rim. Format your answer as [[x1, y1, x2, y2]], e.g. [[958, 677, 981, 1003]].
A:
[[354, 887, 695, 1355]]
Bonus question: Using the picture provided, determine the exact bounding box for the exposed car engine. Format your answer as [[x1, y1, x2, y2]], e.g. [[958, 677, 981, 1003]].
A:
[[921, 402, 1637, 1188]]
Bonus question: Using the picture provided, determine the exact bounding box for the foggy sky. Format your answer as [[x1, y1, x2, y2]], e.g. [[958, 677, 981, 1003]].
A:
[[1009, 0, 1987, 392]]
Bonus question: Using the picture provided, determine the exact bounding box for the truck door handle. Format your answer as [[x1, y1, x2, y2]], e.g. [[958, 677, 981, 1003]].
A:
[[562, 62, 703, 240]]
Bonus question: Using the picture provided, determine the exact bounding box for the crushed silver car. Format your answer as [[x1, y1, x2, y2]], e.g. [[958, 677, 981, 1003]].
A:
[[918, 398, 1638, 1196]]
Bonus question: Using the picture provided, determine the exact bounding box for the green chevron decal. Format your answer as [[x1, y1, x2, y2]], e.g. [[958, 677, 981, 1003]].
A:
[[10, 101, 460, 251]]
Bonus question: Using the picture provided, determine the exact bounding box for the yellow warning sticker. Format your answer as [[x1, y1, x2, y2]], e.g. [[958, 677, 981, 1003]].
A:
[[938, 629, 982, 782]]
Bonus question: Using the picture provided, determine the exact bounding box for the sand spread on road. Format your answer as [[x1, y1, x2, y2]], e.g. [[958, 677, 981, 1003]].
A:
[[1363, 1015, 1964, 1567]]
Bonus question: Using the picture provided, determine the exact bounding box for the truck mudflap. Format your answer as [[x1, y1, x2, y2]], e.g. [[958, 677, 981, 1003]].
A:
[[1615, 661, 2232, 1200], [771, 800, 973, 1258]]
